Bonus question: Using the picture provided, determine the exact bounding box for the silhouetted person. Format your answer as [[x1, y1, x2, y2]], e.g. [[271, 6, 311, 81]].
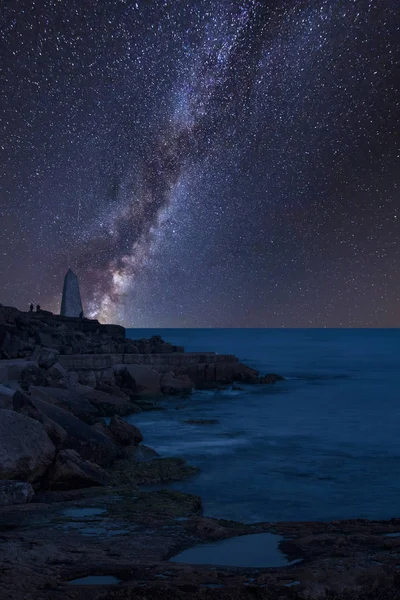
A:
[[79, 310, 84, 319], [29, 303, 33, 312], [36, 304, 41, 312]]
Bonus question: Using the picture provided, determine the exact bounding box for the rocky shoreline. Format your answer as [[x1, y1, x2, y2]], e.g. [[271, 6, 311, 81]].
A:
[[0, 304, 399, 599]]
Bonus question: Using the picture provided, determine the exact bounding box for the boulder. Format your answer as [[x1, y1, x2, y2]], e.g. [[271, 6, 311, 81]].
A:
[[76, 370, 96, 388], [0, 384, 14, 409], [161, 371, 193, 396], [13, 391, 68, 448], [119, 364, 162, 396], [108, 416, 143, 446], [0, 410, 55, 484], [82, 388, 139, 416], [48, 449, 109, 490], [0, 480, 35, 507], [20, 364, 47, 391], [0, 330, 22, 358], [30, 386, 98, 423], [46, 362, 67, 380], [16, 396, 119, 467], [130, 444, 159, 461], [185, 361, 259, 388], [260, 373, 285, 384], [0, 359, 38, 383], [33, 347, 60, 369]]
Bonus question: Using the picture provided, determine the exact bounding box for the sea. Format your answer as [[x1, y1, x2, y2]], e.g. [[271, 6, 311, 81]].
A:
[[126, 328, 400, 524]]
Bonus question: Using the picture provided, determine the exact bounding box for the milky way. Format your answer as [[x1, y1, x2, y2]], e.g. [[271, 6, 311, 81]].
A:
[[0, 0, 399, 326]]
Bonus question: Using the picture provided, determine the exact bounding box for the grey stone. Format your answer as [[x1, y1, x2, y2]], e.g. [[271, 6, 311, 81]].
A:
[[121, 364, 162, 396], [20, 364, 47, 391], [0, 480, 35, 507], [16, 397, 119, 467], [108, 416, 143, 446], [47, 362, 67, 380], [33, 347, 60, 369], [49, 449, 109, 490], [0, 384, 14, 409], [77, 370, 97, 388], [161, 371, 193, 396], [29, 387, 98, 423], [13, 391, 68, 448], [0, 410, 55, 484]]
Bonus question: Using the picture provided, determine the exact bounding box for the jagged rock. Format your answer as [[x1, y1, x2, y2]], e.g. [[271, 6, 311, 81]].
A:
[[117, 364, 162, 396], [0, 480, 35, 506], [0, 329, 22, 358], [154, 342, 174, 353], [161, 371, 193, 395], [186, 361, 259, 388], [96, 367, 115, 386], [77, 370, 96, 387], [108, 416, 143, 446], [0, 384, 14, 409], [20, 364, 47, 391], [32, 347, 59, 369], [0, 410, 55, 484], [130, 444, 159, 461], [46, 362, 67, 380], [91, 421, 113, 438], [259, 373, 285, 384], [30, 386, 98, 423], [13, 391, 68, 448], [82, 388, 138, 416], [95, 382, 131, 399], [14, 395, 119, 467], [34, 330, 56, 348], [48, 449, 109, 490]]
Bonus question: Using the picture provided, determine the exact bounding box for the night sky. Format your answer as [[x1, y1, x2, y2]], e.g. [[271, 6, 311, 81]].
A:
[[1, 0, 398, 327]]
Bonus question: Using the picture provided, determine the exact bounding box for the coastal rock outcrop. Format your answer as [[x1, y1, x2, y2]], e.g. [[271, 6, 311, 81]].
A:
[[0, 479, 34, 507], [108, 415, 143, 446], [120, 364, 162, 396], [0, 410, 55, 484], [260, 373, 286, 384], [15, 395, 119, 467], [13, 391, 68, 448], [48, 449, 109, 490], [161, 371, 194, 395], [30, 386, 98, 423]]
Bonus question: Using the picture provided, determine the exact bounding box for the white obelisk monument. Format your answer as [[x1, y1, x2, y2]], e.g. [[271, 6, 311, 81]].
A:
[[60, 268, 83, 317]]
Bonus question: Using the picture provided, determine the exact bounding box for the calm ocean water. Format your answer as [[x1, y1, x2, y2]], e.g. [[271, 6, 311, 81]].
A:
[[126, 328, 400, 523]]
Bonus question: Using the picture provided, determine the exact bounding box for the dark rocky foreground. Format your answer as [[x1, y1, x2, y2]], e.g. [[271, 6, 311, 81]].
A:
[[0, 305, 399, 599]]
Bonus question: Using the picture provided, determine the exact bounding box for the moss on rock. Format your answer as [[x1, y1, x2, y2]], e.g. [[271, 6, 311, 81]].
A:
[[107, 489, 202, 521], [108, 456, 199, 486]]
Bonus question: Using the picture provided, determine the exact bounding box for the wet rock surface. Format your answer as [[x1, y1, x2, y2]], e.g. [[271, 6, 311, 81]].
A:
[[2, 304, 392, 599], [1, 487, 400, 599]]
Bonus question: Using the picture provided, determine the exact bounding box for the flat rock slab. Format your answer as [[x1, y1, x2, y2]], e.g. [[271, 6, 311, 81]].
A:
[[1, 486, 400, 599]]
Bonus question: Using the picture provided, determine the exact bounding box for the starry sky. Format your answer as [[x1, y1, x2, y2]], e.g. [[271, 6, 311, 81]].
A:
[[0, 0, 399, 327]]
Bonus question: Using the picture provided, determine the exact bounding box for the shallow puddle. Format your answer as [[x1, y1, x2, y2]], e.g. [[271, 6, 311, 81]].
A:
[[169, 533, 301, 568], [67, 575, 120, 585]]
